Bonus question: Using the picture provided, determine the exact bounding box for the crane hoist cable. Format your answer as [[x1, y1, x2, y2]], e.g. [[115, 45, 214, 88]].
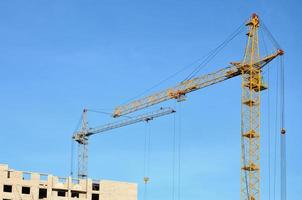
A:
[[143, 121, 151, 200], [260, 25, 286, 200], [261, 26, 272, 200], [272, 54, 286, 200], [280, 55, 286, 200], [259, 23, 282, 200], [172, 105, 177, 200], [171, 102, 182, 200], [273, 58, 280, 200], [177, 103, 182, 200], [144, 122, 151, 184]]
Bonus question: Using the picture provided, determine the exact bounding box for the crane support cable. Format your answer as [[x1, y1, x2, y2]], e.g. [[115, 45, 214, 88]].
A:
[[260, 20, 281, 50], [280, 55, 286, 200], [184, 21, 246, 81], [87, 108, 133, 119], [121, 19, 247, 106], [86, 109, 113, 116]]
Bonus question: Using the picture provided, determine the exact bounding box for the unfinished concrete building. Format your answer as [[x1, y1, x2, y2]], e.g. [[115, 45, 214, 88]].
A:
[[0, 164, 137, 200]]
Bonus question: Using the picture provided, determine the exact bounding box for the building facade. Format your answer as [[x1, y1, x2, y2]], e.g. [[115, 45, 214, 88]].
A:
[[0, 164, 137, 200]]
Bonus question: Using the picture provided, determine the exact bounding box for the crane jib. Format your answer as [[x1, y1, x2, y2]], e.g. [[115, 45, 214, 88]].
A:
[[112, 49, 283, 118], [86, 108, 175, 137]]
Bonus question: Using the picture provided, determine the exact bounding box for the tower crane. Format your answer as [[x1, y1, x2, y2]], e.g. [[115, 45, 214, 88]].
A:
[[72, 107, 175, 179], [112, 14, 284, 200]]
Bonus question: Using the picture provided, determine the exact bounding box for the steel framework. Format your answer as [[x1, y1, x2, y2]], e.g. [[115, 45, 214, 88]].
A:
[[112, 14, 284, 200], [240, 14, 261, 200]]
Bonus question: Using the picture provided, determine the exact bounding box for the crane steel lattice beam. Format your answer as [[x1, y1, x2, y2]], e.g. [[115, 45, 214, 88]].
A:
[[73, 107, 175, 179], [113, 49, 283, 118], [240, 14, 263, 200]]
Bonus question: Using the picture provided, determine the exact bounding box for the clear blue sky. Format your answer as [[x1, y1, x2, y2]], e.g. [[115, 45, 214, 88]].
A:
[[0, 0, 301, 200]]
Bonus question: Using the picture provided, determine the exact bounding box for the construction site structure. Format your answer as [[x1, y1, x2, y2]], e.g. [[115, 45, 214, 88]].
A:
[[0, 164, 137, 200], [68, 13, 284, 200], [111, 14, 284, 200]]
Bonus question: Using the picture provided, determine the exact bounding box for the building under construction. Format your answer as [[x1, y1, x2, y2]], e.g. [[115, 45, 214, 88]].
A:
[[0, 164, 137, 200]]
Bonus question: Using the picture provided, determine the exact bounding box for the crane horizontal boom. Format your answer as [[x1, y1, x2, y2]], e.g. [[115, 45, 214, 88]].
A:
[[113, 49, 283, 118], [87, 107, 175, 136], [73, 107, 175, 144]]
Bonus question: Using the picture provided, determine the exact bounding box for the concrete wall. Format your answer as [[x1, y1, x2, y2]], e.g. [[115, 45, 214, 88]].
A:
[[0, 164, 137, 200]]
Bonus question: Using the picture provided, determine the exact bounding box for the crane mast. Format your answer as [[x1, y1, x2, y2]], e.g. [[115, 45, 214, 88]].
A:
[[111, 14, 284, 200], [73, 107, 175, 179], [240, 14, 261, 200]]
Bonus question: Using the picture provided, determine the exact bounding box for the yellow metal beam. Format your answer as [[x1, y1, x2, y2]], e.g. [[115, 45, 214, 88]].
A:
[[113, 49, 282, 118]]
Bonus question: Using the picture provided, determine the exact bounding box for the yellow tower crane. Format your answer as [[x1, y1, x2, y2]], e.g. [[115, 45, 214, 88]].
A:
[[112, 14, 284, 200]]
